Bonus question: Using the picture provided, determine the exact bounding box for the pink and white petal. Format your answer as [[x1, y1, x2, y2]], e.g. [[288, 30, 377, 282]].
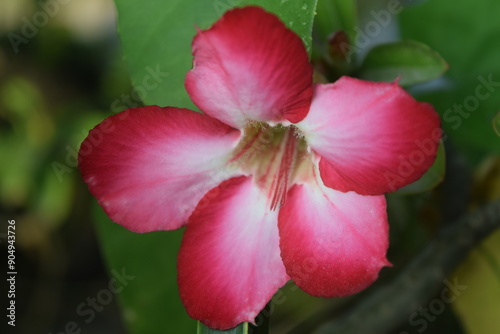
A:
[[178, 176, 289, 330], [185, 6, 313, 129], [278, 179, 390, 297], [78, 106, 241, 233], [296, 77, 441, 195]]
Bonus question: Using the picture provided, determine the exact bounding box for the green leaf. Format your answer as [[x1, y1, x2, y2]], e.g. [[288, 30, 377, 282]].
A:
[[400, 0, 500, 160], [396, 141, 446, 195], [93, 204, 195, 334], [198, 322, 249, 334], [493, 111, 500, 137], [242, 0, 318, 55], [358, 40, 448, 86], [114, 0, 318, 109], [314, 0, 357, 41], [313, 0, 357, 76]]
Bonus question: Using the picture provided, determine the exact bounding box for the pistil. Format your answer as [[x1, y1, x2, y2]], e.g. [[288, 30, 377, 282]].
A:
[[269, 128, 296, 210]]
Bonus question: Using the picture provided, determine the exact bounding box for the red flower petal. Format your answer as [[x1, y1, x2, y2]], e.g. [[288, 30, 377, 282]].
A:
[[185, 6, 313, 129], [78, 106, 240, 233], [297, 77, 441, 195], [279, 180, 390, 297], [178, 176, 289, 329]]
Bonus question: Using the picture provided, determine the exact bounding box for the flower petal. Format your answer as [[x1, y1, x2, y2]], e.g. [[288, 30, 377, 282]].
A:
[[178, 176, 289, 329], [297, 77, 441, 195], [78, 106, 241, 233], [279, 179, 390, 297], [185, 6, 313, 129]]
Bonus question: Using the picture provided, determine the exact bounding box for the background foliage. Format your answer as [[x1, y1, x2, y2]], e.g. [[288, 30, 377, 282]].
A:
[[1, 0, 499, 333]]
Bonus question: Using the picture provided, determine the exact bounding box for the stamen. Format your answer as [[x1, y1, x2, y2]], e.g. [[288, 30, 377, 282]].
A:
[[229, 127, 263, 163]]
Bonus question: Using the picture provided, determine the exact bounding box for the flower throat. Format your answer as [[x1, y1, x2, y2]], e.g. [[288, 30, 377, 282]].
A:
[[230, 123, 310, 211]]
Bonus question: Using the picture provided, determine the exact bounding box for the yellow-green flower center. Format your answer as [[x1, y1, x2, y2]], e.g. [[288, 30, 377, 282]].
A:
[[229, 122, 313, 210]]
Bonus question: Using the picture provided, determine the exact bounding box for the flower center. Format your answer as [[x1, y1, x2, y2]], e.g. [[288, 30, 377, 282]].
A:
[[229, 122, 311, 210]]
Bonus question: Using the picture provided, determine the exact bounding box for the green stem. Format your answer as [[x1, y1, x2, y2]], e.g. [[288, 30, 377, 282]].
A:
[[197, 322, 249, 334], [197, 303, 271, 334]]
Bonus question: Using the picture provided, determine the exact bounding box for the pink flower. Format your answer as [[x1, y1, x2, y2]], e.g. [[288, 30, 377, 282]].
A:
[[79, 6, 440, 330]]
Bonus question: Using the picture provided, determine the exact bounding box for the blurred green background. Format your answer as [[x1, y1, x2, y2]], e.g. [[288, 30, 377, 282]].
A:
[[0, 0, 499, 333]]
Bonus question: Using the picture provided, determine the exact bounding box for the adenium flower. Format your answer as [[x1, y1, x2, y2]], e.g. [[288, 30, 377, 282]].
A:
[[79, 6, 440, 330]]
